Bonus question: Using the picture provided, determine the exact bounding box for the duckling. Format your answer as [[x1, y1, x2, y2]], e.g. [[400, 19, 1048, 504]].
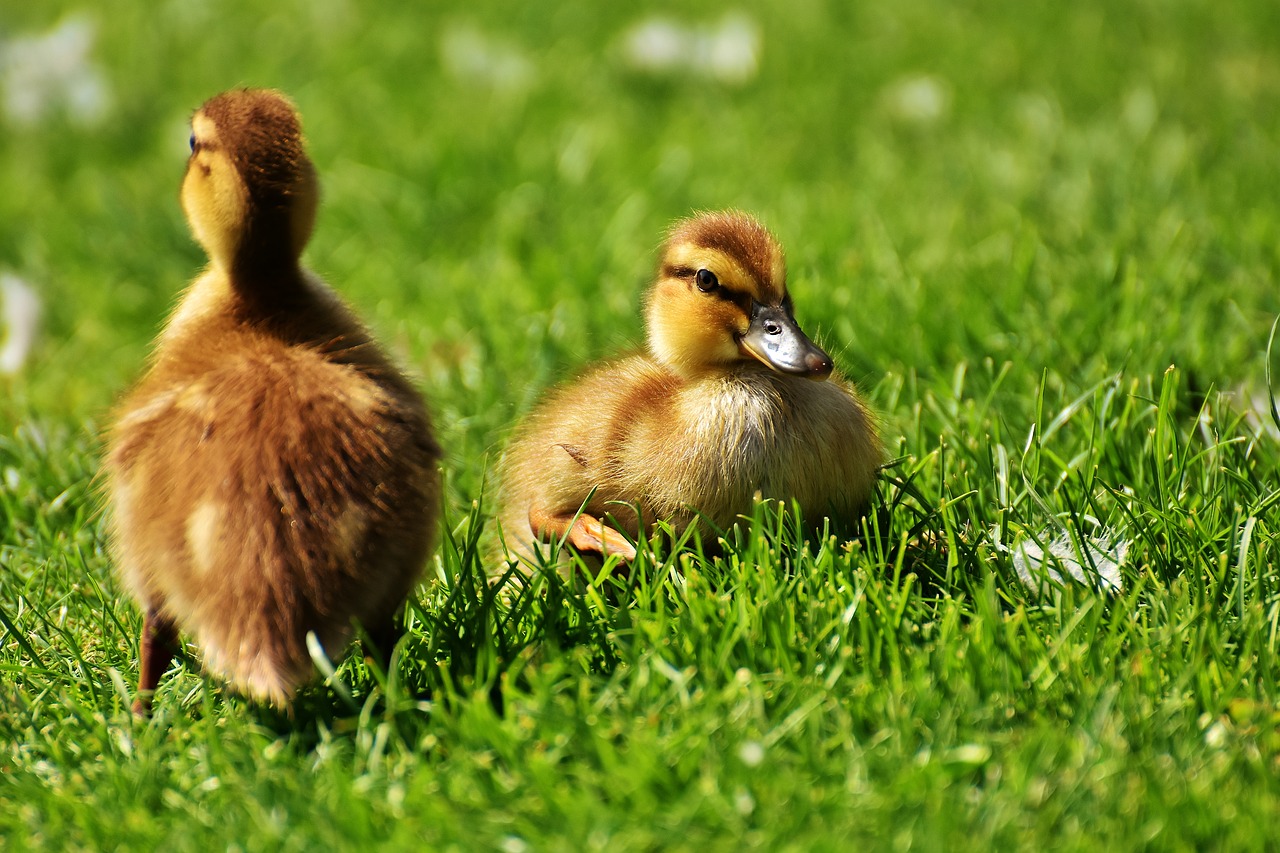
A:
[[104, 89, 441, 712], [498, 210, 881, 567]]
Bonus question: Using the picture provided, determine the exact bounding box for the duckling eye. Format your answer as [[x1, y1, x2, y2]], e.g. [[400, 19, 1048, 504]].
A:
[[695, 268, 719, 293], [189, 133, 196, 152]]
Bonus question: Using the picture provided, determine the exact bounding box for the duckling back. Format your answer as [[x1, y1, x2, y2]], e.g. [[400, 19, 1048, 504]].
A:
[[105, 89, 441, 708]]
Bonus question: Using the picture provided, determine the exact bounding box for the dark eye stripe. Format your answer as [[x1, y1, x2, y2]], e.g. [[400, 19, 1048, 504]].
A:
[[661, 263, 754, 312], [703, 285, 749, 313]]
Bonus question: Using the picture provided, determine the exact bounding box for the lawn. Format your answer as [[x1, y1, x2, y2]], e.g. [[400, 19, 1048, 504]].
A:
[[3, 0, 1279, 849]]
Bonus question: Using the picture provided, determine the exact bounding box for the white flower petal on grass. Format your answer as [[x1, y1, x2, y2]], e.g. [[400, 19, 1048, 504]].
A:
[[738, 740, 765, 768], [621, 16, 686, 74], [942, 743, 991, 768], [1203, 720, 1228, 749], [440, 24, 535, 94], [621, 13, 761, 85], [882, 73, 952, 125], [1, 274, 41, 375], [1010, 529, 1127, 593], [701, 13, 760, 84], [499, 837, 529, 853], [1, 15, 111, 126]]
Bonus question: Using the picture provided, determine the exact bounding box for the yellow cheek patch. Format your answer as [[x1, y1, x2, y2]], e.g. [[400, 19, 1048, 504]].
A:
[[646, 275, 749, 373], [182, 113, 249, 266]]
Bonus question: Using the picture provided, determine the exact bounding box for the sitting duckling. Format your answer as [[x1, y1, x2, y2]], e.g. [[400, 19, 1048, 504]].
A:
[[105, 89, 441, 712], [498, 210, 881, 567]]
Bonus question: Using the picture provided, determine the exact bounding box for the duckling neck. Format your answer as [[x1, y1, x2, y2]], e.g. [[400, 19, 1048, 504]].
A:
[[654, 355, 762, 384], [225, 219, 307, 296]]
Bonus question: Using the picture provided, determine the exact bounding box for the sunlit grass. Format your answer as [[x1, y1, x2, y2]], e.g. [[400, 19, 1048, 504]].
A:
[[2, 0, 1279, 849]]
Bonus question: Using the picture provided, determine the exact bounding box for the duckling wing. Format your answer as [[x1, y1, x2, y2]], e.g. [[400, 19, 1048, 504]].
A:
[[497, 356, 675, 563]]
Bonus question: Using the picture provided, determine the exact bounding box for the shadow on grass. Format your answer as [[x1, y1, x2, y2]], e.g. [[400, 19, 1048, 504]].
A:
[[234, 474, 971, 742]]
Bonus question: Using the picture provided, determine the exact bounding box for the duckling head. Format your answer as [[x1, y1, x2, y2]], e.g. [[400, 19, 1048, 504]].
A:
[[645, 210, 833, 380], [181, 88, 318, 274]]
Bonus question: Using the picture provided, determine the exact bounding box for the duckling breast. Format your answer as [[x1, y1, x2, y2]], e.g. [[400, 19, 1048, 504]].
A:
[[678, 373, 780, 477], [611, 371, 783, 527], [660, 369, 879, 528]]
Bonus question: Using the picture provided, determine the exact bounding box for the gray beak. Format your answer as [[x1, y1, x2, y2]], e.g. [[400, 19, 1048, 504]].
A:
[[738, 301, 833, 380]]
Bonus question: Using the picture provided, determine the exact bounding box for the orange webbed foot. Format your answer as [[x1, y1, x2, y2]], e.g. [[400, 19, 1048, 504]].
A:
[[530, 506, 637, 561]]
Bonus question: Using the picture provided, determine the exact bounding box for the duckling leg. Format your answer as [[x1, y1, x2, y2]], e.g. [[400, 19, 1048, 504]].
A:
[[361, 616, 401, 672], [132, 607, 178, 716], [530, 507, 638, 561]]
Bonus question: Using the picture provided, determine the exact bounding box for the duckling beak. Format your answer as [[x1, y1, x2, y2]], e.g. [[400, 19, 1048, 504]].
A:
[[738, 301, 834, 380]]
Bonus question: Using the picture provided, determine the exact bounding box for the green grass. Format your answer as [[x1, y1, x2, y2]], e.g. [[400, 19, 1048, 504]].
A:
[[3, 0, 1280, 849]]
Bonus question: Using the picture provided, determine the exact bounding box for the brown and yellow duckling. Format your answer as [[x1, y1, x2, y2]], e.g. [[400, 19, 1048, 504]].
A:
[[498, 210, 881, 568], [104, 89, 441, 712]]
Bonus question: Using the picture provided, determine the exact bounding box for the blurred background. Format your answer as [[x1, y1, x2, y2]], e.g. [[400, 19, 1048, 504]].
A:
[[1, 0, 1277, 506]]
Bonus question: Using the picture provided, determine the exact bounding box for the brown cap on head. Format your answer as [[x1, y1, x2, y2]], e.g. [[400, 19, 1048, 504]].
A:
[[200, 87, 308, 201], [665, 210, 786, 304], [198, 89, 309, 210], [184, 88, 319, 270]]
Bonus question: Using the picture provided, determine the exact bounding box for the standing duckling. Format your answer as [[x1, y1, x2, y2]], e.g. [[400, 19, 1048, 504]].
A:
[[105, 89, 441, 712], [498, 210, 881, 567]]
